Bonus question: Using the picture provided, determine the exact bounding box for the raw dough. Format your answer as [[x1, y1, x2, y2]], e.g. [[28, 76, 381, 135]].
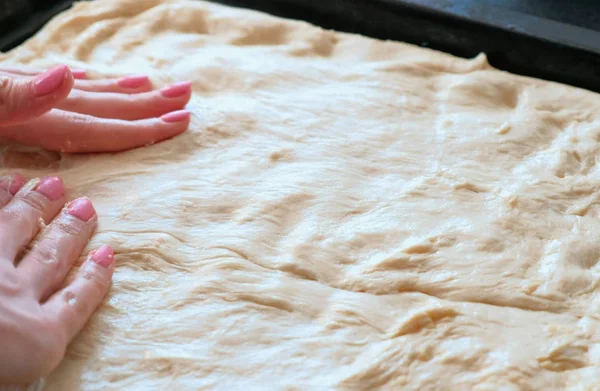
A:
[[2, 0, 600, 389]]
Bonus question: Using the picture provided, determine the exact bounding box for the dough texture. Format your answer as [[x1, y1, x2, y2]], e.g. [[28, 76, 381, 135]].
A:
[[2, 0, 600, 389]]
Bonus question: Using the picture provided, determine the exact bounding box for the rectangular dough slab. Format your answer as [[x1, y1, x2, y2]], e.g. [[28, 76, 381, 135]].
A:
[[2, 0, 600, 389]]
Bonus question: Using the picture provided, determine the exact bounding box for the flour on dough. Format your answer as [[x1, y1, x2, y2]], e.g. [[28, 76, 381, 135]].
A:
[[2, 0, 600, 389]]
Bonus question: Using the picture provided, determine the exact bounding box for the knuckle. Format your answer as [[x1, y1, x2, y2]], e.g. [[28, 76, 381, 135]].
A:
[[28, 241, 59, 267], [55, 216, 87, 237], [0, 77, 26, 115], [0, 266, 25, 296], [124, 93, 137, 104], [50, 213, 96, 245], [18, 189, 50, 213], [47, 111, 95, 153], [70, 112, 94, 130], [81, 264, 110, 289], [62, 289, 92, 316], [62, 114, 94, 152]]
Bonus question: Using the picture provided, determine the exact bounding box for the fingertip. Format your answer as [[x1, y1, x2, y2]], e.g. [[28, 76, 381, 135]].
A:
[[67, 197, 96, 222], [161, 109, 190, 124], [160, 81, 192, 99], [62, 66, 76, 93], [0, 172, 26, 196], [33, 64, 70, 97], [9, 173, 26, 195], [35, 176, 65, 201], [0, 65, 75, 125], [90, 245, 115, 269], [70, 68, 87, 79], [158, 110, 190, 141]]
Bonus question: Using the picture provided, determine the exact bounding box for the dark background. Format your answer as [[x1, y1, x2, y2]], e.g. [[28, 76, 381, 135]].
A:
[[482, 0, 599, 30], [1, 0, 599, 92]]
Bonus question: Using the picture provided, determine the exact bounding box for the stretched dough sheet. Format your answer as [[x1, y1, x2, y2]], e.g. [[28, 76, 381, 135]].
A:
[[2, 0, 600, 389]]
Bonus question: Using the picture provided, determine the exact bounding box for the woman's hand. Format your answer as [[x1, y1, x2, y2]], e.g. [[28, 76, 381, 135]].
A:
[[0, 64, 192, 152], [0, 173, 112, 385], [0, 64, 182, 385]]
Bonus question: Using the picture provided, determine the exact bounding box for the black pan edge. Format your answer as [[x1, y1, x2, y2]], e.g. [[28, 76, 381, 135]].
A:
[[1, 0, 599, 93]]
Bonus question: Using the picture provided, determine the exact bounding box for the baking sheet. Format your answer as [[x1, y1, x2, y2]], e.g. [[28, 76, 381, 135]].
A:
[[1, 0, 600, 92]]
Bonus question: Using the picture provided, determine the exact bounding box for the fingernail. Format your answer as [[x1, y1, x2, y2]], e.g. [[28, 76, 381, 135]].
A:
[[160, 81, 192, 98], [8, 174, 25, 195], [0, 173, 25, 195], [33, 64, 68, 96], [118, 75, 149, 89], [35, 176, 64, 201], [161, 110, 190, 123], [67, 197, 96, 221], [91, 245, 114, 268], [71, 68, 87, 79]]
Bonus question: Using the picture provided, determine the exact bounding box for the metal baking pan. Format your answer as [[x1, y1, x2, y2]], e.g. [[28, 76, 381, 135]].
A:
[[1, 0, 600, 93]]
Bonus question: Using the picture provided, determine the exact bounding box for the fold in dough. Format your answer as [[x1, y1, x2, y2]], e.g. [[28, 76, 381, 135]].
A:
[[2, 0, 600, 389]]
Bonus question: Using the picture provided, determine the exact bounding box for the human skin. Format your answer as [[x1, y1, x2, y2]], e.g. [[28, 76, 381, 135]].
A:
[[0, 64, 191, 384]]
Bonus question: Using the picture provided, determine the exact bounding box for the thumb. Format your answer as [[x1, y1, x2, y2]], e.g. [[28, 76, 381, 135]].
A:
[[0, 64, 74, 126]]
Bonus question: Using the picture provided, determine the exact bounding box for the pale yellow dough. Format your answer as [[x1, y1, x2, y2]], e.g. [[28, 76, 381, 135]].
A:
[[2, 0, 600, 389]]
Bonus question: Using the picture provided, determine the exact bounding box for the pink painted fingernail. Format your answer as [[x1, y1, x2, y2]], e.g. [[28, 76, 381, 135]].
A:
[[33, 64, 68, 96], [92, 245, 114, 268], [161, 110, 190, 123], [118, 75, 149, 89], [0, 173, 25, 195], [67, 197, 96, 221], [35, 176, 64, 201], [160, 81, 192, 98], [71, 68, 87, 79], [8, 174, 25, 195]]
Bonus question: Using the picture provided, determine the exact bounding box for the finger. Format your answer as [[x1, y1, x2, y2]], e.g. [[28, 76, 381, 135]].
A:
[[56, 81, 191, 120], [73, 75, 152, 94], [0, 65, 73, 126], [19, 197, 97, 300], [0, 71, 152, 93], [0, 173, 25, 207], [43, 245, 114, 342], [0, 176, 66, 261], [4, 109, 191, 153], [0, 67, 87, 79]]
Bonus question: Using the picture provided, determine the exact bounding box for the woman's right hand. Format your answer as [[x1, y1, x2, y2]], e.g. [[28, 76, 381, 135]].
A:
[[0, 64, 192, 152]]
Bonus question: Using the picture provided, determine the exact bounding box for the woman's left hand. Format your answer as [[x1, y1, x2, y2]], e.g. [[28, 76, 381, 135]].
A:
[[0, 173, 113, 385], [0, 64, 192, 152]]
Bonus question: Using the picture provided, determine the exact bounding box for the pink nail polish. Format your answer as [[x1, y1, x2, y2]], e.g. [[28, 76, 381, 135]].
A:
[[91, 245, 114, 268], [0, 174, 25, 195], [8, 174, 25, 195], [71, 68, 87, 79], [160, 81, 192, 98], [118, 75, 149, 89], [161, 110, 190, 123], [33, 64, 68, 96], [67, 197, 96, 221], [36, 176, 64, 201]]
